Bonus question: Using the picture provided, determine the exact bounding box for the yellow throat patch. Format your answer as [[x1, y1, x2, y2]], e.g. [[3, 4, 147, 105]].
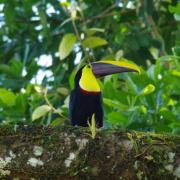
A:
[[79, 65, 100, 92]]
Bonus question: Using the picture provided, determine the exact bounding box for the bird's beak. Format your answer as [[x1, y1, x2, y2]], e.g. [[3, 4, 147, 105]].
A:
[[91, 60, 140, 77]]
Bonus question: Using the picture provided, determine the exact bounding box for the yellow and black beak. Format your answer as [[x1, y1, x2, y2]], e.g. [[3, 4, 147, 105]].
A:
[[91, 60, 140, 77]]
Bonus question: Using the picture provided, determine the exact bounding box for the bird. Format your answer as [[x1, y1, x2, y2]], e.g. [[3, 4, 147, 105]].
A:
[[69, 60, 140, 128]]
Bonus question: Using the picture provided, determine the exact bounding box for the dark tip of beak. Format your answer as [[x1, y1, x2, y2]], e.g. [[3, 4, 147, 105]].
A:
[[91, 62, 139, 77]]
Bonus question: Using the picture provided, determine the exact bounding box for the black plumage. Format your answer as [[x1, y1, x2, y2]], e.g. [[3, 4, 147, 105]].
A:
[[69, 67, 103, 128]]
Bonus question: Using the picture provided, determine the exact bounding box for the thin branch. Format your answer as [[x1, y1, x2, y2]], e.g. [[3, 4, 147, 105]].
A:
[[72, 18, 81, 41], [71, 17, 91, 64], [44, 89, 67, 119], [145, 15, 167, 56], [83, 4, 116, 24]]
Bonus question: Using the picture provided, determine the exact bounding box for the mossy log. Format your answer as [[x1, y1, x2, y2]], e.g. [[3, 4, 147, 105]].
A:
[[0, 125, 180, 180]]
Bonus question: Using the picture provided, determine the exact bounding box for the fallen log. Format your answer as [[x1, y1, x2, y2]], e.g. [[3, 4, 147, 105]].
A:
[[0, 125, 180, 180]]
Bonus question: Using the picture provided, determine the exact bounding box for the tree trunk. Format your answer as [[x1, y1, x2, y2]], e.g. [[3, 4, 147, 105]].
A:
[[0, 125, 180, 180]]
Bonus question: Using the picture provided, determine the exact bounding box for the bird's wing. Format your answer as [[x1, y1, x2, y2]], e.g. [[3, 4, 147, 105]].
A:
[[94, 94, 103, 128], [69, 90, 75, 119]]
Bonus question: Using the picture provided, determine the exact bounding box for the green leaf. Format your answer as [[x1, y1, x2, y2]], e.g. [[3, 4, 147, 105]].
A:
[[0, 64, 11, 74], [9, 60, 23, 78], [32, 105, 51, 121], [126, 76, 139, 95], [15, 93, 28, 114], [174, 14, 180, 21], [88, 114, 96, 139], [57, 87, 69, 96], [60, 1, 71, 7], [82, 36, 107, 48], [172, 128, 180, 135], [50, 118, 65, 127], [84, 28, 105, 36], [107, 112, 128, 127], [39, 8, 48, 30], [103, 98, 128, 110], [158, 55, 180, 61], [141, 84, 155, 95], [0, 60, 23, 78], [0, 88, 16, 107], [171, 70, 180, 77], [59, 33, 77, 60], [154, 123, 172, 133], [168, 3, 180, 15], [159, 108, 179, 123], [69, 68, 76, 89], [172, 47, 180, 56]]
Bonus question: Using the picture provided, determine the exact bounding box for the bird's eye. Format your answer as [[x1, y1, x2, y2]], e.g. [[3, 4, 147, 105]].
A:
[[87, 65, 91, 68]]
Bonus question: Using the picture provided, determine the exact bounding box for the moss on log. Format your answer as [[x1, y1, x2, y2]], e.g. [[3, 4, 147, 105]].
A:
[[0, 125, 180, 180]]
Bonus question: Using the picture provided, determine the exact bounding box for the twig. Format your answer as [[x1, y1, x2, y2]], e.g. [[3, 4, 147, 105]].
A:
[[135, 141, 170, 158], [135, 145, 153, 158], [83, 4, 116, 24], [44, 89, 67, 119], [72, 18, 80, 41], [71, 16, 91, 64], [145, 15, 167, 56]]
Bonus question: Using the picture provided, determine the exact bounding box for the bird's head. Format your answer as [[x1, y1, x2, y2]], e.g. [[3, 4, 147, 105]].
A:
[[74, 60, 140, 93]]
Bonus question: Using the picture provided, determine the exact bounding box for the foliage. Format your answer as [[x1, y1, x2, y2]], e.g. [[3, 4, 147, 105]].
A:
[[88, 114, 97, 139], [0, 0, 179, 133], [103, 55, 180, 133]]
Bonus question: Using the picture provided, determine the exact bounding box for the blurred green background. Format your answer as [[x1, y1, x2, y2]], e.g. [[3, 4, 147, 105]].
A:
[[0, 0, 179, 133]]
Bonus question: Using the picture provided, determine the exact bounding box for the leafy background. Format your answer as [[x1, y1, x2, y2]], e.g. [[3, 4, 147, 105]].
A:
[[0, 0, 179, 134]]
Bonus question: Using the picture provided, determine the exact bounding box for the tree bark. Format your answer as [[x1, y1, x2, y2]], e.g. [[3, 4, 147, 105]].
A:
[[0, 125, 180, 180]]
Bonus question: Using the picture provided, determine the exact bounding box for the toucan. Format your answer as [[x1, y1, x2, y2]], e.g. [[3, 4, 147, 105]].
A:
[[69, 60, 140, 128]]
